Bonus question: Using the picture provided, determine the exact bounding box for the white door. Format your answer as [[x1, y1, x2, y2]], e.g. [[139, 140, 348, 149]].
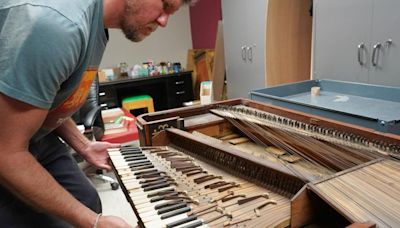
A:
[[223, 0, 267, 99], [313, 0, 372, 83], [243, 0, 267, 94], [369, 0, 400, 86]]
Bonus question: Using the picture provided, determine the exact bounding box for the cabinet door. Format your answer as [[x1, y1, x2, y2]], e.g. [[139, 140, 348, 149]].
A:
[[313, 0, 372, 83], [222, 0, 267, 99], [222, 0, 250, 99], [369, 0, 400, 86], [244, 0, 267, 91]]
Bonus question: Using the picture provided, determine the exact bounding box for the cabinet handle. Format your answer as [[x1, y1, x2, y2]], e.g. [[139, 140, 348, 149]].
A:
[[175, 81, 184, 85], [385, 38, 393, 48], [246, 46, 253, 62], [99, 92, 106, 96], [241, 46, 247, 61], [371, 43, 382, 67], [357, 43, 366, 66], [176, 91, 186, 95], [100, 103, 108, 108]]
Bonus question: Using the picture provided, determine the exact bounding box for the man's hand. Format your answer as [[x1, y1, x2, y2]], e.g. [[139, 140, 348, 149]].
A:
[[81, 141, 120, 171], [98, 215, 134, 228]]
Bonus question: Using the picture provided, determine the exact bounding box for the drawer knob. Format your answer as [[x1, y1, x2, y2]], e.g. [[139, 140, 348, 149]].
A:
[[99, 92, 106, 96], [176, 91, 185, 95], [175, 81, 184, 85]]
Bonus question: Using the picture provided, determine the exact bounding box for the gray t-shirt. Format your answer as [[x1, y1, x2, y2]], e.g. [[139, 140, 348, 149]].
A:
[[0, 0, 108, 142]]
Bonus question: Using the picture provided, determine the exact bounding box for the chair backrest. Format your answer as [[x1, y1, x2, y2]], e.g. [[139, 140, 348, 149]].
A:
[[72, 75, 105, 140]]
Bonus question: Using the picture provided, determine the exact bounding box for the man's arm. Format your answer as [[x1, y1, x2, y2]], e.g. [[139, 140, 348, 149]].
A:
[[55, 117, 92, 154], [55, 117, 119, 171], [0, 94, 97, 227]]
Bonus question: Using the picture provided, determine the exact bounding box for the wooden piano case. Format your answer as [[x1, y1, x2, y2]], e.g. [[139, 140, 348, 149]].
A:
[[136, 99, 400, 149], [133, 99, 400, 227]]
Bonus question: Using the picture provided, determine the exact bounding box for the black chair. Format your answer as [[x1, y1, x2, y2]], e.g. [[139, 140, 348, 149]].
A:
[[72, 75, 119, 190], [73, 75, 105, 140]]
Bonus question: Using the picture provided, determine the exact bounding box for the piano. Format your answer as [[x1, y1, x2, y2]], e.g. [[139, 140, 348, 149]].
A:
[[108, 99, 400, 227]]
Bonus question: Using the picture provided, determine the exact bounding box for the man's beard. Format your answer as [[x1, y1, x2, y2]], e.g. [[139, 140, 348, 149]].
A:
[[121, 20, 158, 42], [121, 21, 142, 42], [120, 1, 158, 42]]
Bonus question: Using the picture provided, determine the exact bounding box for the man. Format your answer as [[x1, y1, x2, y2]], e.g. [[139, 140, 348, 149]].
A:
[[0, 0, 193, 227]]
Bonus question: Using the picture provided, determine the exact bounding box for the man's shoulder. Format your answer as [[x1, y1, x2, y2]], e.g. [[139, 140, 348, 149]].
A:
[[0, 0, 99, 26]]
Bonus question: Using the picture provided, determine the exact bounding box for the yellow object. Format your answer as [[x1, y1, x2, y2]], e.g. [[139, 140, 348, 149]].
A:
[[122, 95, 154, 114]]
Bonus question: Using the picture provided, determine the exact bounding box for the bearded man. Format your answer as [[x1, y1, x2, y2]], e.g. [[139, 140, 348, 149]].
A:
[[0, 0, 193, 227]]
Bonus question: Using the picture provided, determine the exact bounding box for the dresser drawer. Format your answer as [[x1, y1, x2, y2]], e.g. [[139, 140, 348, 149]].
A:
[[166, 75, 193, 108], [99, 87, 116, 99], [99, 99, 118, 110], [167, 75, 192, 93], [99, 87, 118, 109]]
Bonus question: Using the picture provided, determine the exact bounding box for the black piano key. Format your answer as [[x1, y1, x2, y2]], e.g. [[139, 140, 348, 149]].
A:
[[125, 159, 150, 165], [128, 161, 152, 168], [120, 147, 142, 151], [139, 176, 168, 184], [150, 192, 178, 202], [166, 215, 198, 228], [143, 182, 171, 192], [130, 164, 154, 171], [134, 169, 158, 176], [157, 202, 187, 215], [119, 150, 143, 155], [141, 179, 170, 188], [124, 156, 147, 161], [154, 200, 184, 210], [160, 206, 191, 220], [124, 154, 146, 159], [146, 188, 175, 198], [137, 172, 164, 179]]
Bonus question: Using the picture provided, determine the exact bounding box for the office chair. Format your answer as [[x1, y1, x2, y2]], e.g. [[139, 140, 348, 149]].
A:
[[72, 75, 119, 190]]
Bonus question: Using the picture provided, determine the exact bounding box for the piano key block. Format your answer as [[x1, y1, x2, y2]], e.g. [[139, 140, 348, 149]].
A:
[[109, 146, 291, 227]]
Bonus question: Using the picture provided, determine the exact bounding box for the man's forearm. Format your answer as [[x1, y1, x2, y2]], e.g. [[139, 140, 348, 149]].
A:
[[55, 117, 91, 155], [0, 149, 96, 227]]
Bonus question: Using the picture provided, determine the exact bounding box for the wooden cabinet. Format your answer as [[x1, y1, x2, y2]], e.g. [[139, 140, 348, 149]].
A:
[[99, 71, 194, 111], [222, 0, 312, 99], [313, 0, 400, 86]]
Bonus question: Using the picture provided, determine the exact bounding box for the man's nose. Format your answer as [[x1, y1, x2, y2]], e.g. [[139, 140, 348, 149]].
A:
[[157, 13, 169, 27]]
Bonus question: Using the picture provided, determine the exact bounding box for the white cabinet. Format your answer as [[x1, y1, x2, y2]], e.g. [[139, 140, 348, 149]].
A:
[[222, 0, 267, 99], [313, 0, 400, 86], [222, 0, 312, 99]]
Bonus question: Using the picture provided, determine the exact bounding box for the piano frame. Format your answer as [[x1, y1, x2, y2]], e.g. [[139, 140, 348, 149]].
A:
[[131, 98, 400, 227], [136, 99, 400, 148]]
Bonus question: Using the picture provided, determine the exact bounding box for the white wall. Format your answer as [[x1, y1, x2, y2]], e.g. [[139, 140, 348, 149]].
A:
[[100, 6, 192, 69]]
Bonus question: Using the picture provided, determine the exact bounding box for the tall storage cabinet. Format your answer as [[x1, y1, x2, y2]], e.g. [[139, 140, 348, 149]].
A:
[[313, 0, 400, 86], [222, 0, 267, 99], [222, 0, 313, 99]]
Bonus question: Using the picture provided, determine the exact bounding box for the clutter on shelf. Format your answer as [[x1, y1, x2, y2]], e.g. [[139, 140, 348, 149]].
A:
[[99, 60, 184, 82]]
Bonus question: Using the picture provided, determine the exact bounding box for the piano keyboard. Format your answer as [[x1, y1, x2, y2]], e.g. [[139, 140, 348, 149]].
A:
[[108, 146, 291, 228]]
